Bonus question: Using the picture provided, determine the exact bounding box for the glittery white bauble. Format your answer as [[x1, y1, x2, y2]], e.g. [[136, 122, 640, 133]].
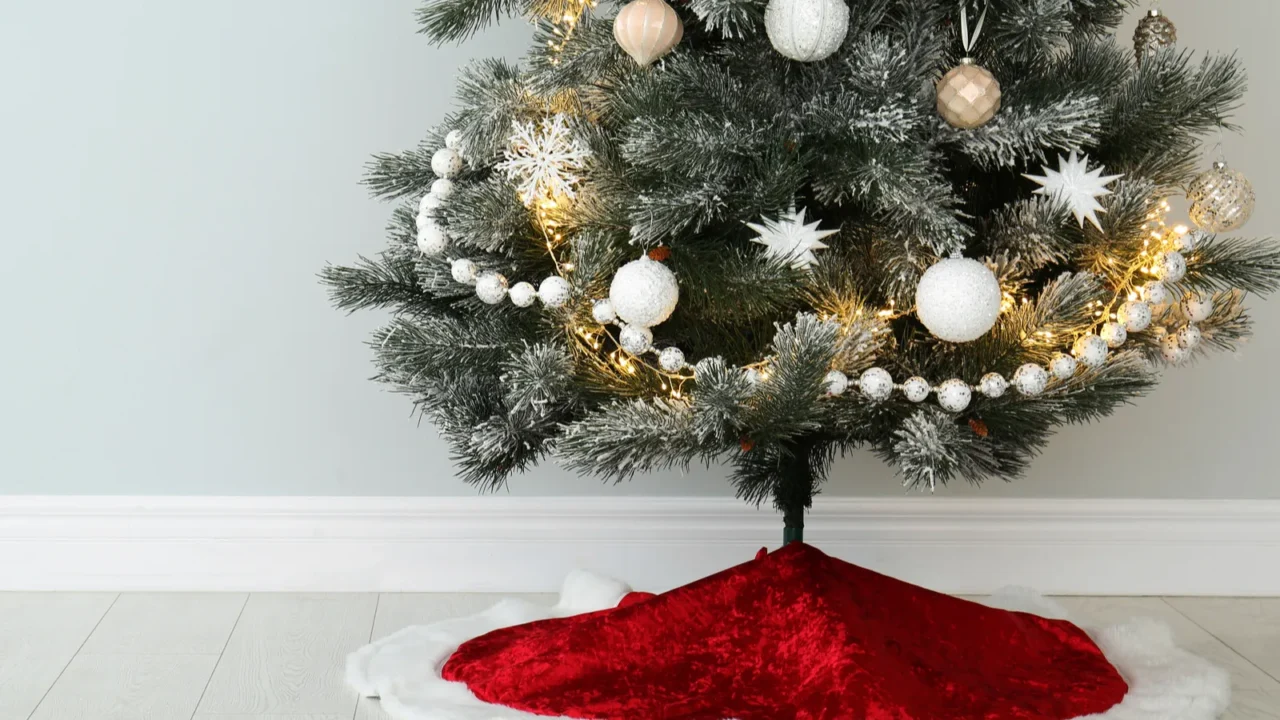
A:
[[659, 346, 686, 372], [431, 148, 463, 178], [416, 222, 449, 256], [431, 178, 455, 199], [915, 258, 1003, 343], [858, 367, 894, 401], [936, 379, 972, 413], [1013, 364, 1049, 396], [902, 377, 931, 403], [1144, 281, 1170, 306], [1188, 161, 1255, 232], [508, 281, 537, 308], [1182, 293, 1214, 323], [763, 0, 849, 62], [538, 276, 572, 308], [609, 257, 679, 328], [1177, 324, 1202, 350], [1072, 334, 1109, 368], [978, 372, 1008, 398], [1160, 333, 1187, 363], [419, 194, 443, 212], [823, 369, 849, 396], [444, 130, 463, 150], [451, 258, 478, 285], [592, 299, 617, 325], [619, 324, 653, 354], [1118, 301, 1152, 333], [1100, 321, 1128, 349], [475, 272, 508, 304], [1049, 353, 1078, 380], [1155, 251, 1186, 282]]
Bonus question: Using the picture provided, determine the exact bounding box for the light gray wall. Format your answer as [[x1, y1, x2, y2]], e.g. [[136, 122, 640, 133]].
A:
[[1, 0, 1274, 498]]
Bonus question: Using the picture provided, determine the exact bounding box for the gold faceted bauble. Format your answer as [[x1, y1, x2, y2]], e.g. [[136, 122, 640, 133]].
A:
[[937, 59, 1001, 130], [1188, 161, 1256, 232], [613, 0, 683, 67], [1134, 9, 1177, 64]]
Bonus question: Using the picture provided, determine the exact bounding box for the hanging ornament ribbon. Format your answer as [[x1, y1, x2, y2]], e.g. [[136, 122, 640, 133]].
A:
[[959, 0, 987, 57]]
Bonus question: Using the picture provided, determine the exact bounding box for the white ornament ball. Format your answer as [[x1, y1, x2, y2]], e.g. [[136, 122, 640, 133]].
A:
[[1160, 333, 1187, 364], [1155, 251, 1186, 282], [914, 258, 1003, 343], [1181, 293, 1214, 323], [508, 281, 537, 308], [936, 379, 972, 413], [900, 377, 930, 403], [451, 258, 478, 285], [431, 178, 455, 199], [475, 272, 508, 305], [1177, 324, 1202, 350], [431, 148, 463, 178], [416, 222, 449, 256], [1144, 281, 1170, 306], [858, 367, 894, 402], [1013, 364, 1049, 396], [1118, 301, 1152, 333], [419, 194, 443, 212], [658, 346, 686, 372], [1049, 353, 1078, 380], [1072, 334, 1109, 369], [619, 324, 653, 355], [444, 130, 463, 151], [978, 372, 1008, 398], [1100, 321, 1128, 349], [609, 256, 679, 328], [538, 276, 572, 308], [823, 370, 849, 396], [763, 0, 850, 62], [592, 299, 617, 325]]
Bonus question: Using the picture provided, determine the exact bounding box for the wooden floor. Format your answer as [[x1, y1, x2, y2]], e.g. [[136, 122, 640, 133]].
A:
[[0, 593, 1276, 719]]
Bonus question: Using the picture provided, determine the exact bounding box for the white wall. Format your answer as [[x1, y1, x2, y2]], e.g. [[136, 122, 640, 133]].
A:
[[0, 0, 1274, 498]]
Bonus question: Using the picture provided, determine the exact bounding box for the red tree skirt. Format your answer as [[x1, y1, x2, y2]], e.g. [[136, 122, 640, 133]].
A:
[[348, 543, 1231, 720]]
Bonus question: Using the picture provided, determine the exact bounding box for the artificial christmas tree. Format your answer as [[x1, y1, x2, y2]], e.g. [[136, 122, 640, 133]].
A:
[[327, 0, 1279, 716]]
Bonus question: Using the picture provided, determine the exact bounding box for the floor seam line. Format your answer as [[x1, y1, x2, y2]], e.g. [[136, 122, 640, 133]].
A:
[[353, 592, 384, 720], [1160, 597, 1280, 684], [188, 593, 251, 720], [25, 592, 120, 720]]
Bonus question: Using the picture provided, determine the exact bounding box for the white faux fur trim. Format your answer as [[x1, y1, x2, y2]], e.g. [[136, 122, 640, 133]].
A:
[[347, 576, 1230, 720]]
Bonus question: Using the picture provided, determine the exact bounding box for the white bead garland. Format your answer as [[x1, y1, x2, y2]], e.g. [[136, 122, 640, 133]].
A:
[[1118, 300, 1152, 332], [431, 178, 455, 199], [659, 347, 687, 372], [1013, 364, 1049, 396], [1155, 250, 1186, 282], [444, 130, 463, 150], [508, 281, 537, 308], [1160, 333, 1186, 363], [431, 148, 463, 178], [1049, 353, 1078, 380], [902, 377, 931, 403], [1072, 334, 1109, 369], [592, 299, 617, 325], [859, 368, 894, 401], [451, 258, 478, 285], [475, 272, 508, 304], [1144, 281, 1170, 306], [1100, 321, 1128, 348], [823, 369, 849, 396], [1177, 324, 1202, 350], [619, 324, 653, 354], [538, 276, 572, 308], [936, 379, 972, 412], [1182, 293, 1214, 323], [978, 372, 1008, 398], [416, 221, 449, 256]]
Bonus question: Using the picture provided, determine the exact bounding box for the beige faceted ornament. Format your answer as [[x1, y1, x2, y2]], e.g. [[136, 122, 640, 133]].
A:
[[613, 0, 683, 67], [937, 59, 1001, 129]]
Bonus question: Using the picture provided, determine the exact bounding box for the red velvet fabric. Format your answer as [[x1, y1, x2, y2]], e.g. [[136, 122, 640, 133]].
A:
[[443, 543, 1127, 719]]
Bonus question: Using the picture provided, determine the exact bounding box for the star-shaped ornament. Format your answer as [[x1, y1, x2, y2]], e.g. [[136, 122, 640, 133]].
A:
[[1023, 151, 1122, 231], [746, 206, 838, 270]]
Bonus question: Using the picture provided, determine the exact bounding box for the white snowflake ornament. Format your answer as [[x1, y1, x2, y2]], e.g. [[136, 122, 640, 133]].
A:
[[1024, 151, 1122, 231], [746, 206, 838, 270], [496, 114, 591, 205]]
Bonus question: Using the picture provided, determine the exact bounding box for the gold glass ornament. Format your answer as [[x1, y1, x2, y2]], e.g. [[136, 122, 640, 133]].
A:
[[1188, 161, 1255, 232], [937, 59, 1001, 129], [1134, 9, 1177, 64], [613, 0, 683, 67]]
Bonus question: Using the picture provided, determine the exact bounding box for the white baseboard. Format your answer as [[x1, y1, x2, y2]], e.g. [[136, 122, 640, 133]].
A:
[[2, 496, 1278, 595]]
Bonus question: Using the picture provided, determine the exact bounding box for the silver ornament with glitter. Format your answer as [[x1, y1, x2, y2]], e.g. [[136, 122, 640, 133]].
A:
[[1013, 364, 1049, 396], [902, 377, 931, 403], [763, 0, 849, 62], [659, 346, 687, 372], [978, 373, 1007, 398], [858, 367, 894, 401], [1188, 161, 1255, 232], [936, 379, 972, 413], [823, 369, 849, 396], [618, 324, 653, 355], [1133, 9, 1176, 64], [914, 257, 1003, 342]]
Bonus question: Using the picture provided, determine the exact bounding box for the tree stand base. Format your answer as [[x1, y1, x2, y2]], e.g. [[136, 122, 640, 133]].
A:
[[348, 543, 1230, 720]]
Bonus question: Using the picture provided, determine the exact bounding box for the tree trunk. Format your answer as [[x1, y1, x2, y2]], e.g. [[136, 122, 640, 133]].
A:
[[775, 441, 816, 544]]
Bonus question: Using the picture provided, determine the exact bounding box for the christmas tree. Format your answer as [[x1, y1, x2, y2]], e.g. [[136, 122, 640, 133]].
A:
[[324, 0, 1280, 542]]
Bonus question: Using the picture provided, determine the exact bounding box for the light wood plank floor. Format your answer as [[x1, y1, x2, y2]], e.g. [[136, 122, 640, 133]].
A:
[[2, 592, 1276, 719]]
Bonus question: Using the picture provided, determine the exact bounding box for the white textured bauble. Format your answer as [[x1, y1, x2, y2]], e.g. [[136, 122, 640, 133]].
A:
[[592, 299, 617, 325], [451, 258, 478, 285], [901, 377, 931, 403], [1177, 324, 1202, 350], [1160, 333, 1187, 364], [658, 347, 686, 372], [823, 370, 849, 396], [474, 272, 508, 305], [538, 276, 572, 308], [764, 0, 849, 62], [419, 194, 443, 212], [1049, 353, 1078, 380], [1013, 364, 1049, 396], [618, 324, 653, 355], [1118, 301, 1152, 333], [508, 281, 537, 308], [936, 379, 972, 413], [1100, 321, 1128, 349], [1182, 293, 1214, 323], [858, 367, 894, 401], [1072, 334, 1109, 368], [431, 178, 455, 199], [978, 373, 1008, 398], [1155, 251, 1186, 283], [431, 148, 463, 178], [416, 222, 449, 256], [914, 258, 1003, 343], [609, 257, 679, 328], [444, 130, 463, 151], [1144, 281, 1170, 306]]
